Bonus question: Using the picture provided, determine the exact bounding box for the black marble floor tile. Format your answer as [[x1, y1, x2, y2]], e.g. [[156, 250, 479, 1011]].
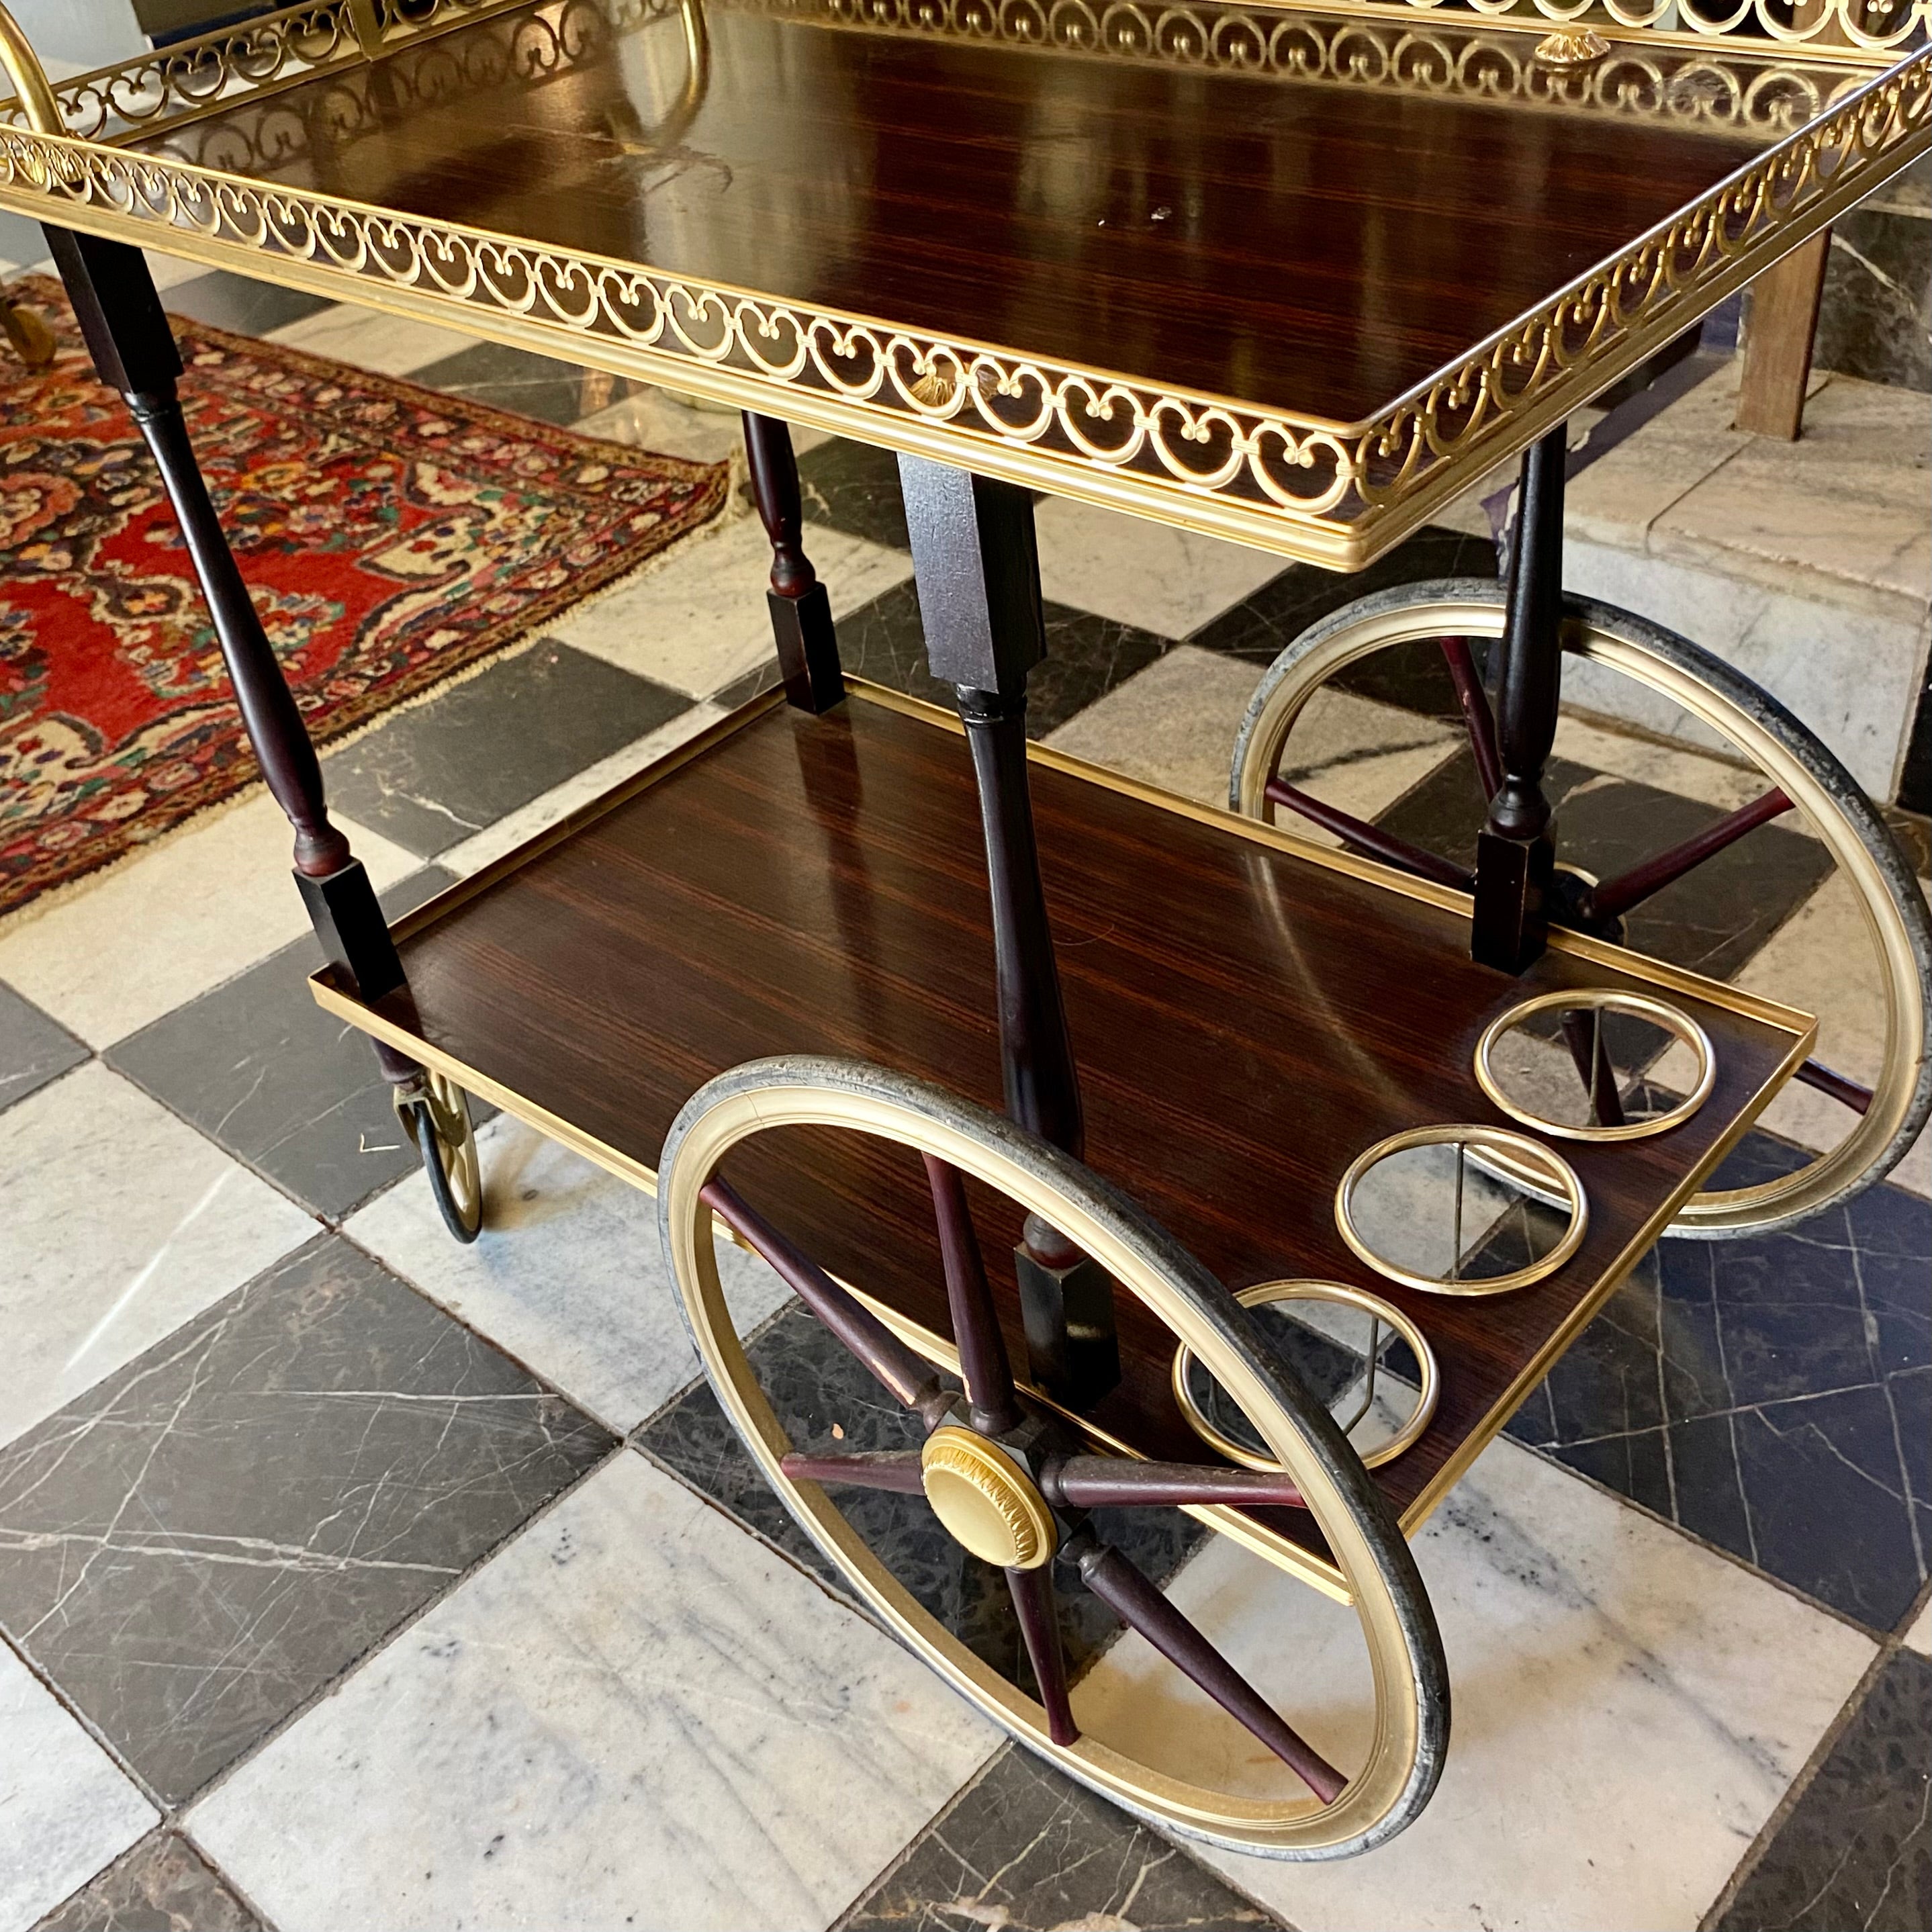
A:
[[1716, 1649, 1931, 1932], [1187, 524, 1498, 663], [1508, 1132, 1932, 1630], [840, 1745, 1277, 1932], [1816, 207, 1932, 393], [837, 580, 1169, 737], [639, 1304, 1207, 1696], [0, 980, 87, 1115], [797, 436, 911, 551], [1379, 750, 1832, 985], [34, 1832, 265, 1932], [407, 339, 598, 427], [0, 1236, 612, 1804], [163, 273, 332, 338], [318, 640, 692, 856], [107, 868, 471, 1222]]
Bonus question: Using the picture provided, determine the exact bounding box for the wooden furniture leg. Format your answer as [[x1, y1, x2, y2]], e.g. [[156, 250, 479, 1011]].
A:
[[1735, 230, 1830, 441], [1471, 426, 1567, 975], [44, 225, 419, 1083], [896, 453, 1119, 1405], [743, 412, 843, 712]]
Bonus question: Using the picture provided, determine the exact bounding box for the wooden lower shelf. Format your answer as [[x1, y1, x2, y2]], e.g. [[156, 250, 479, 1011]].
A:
[[314, 683, 1812, 1581]]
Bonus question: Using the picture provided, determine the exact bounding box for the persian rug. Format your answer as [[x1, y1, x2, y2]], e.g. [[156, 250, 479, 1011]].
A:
[[0, 275, 727, 918]]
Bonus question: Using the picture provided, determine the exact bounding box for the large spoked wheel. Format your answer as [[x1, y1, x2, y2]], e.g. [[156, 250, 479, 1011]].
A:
[[658, 1055, 1448, 1859], [1230, 580, 1932, 1238], [394, 1068, 484, 1244]]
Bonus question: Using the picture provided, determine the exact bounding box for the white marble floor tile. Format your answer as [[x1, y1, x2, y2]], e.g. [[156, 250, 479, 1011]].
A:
[[265, 301, 477, 377], [439, 702, 726, 877], [549, 515, 913, 700], [1034, 497, 1285, 639], [571, 387, 831, 467], [346, 1115, 790, 1432], [1904, 1598, 1932, 1657], [0, 793, 418, 1048], [1562, 537, 1926, 800], [0, 1062, 316, 1447], [1045, 646, 1267, 805], [0, 1643, 157, 1932], [1656, 375, 1931, 608], [142, 248, 216, 293], [1074, 1432, 1874, 1932], [1273, 686, 1460, 839], [1714, 870, 1930, 1196], [1552, 713, 1769, 815], [188, 1451, 995, 1932]]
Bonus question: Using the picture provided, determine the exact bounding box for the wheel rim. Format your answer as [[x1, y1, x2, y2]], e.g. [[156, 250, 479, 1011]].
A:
[[1230, 587, 1931, 1236], [398, 1070, 483, 1240], [658, 1055, 1447, 1859]]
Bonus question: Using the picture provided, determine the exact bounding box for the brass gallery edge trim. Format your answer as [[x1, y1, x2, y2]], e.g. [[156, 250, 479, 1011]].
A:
[[0, 34, 1925, 569], [309, 683, 1816, 1569]]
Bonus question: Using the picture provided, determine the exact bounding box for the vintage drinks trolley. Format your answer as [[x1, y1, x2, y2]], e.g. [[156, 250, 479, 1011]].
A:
[[2, 0, 1927, 1859]]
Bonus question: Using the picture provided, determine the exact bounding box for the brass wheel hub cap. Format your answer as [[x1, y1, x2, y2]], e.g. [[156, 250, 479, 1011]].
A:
[[920, 1425, 1056, 1570]]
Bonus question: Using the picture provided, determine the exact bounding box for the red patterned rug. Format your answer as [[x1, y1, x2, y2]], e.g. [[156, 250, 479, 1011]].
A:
[[0, 276, 727, 919]]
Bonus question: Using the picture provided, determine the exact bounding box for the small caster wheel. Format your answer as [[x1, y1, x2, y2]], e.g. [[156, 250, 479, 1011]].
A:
[[394, 1068, 483, 1243]]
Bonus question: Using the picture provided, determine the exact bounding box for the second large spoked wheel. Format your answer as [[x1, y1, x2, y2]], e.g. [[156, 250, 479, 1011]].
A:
[[658, 1056, 1448, 1859], [1230, 580, 1932, 1237]]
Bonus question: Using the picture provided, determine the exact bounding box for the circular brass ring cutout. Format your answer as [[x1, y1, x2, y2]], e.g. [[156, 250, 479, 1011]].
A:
[[1474, 988, 1716, 1143], [1170, 1280, 1440, 1472], [920, 1424, 1057, 1570], [1335, 1125, 1588, 1297]]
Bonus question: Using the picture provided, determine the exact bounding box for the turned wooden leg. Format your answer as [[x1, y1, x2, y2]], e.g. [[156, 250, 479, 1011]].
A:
[[46, 226, 416, 1080], [896, 454, 1119, 1405], [1471, 426, 1567, 974], [1735, 230, 1830, 441], [743, 412, 843, 712]]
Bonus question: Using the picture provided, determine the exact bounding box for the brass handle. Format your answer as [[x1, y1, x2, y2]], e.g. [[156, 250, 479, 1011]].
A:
[[0, 3, 60, 136]]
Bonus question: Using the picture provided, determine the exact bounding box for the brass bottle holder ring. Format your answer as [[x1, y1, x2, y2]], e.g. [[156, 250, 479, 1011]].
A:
[[1171, 1279, 1440, 1473], [1335, 1124, 1588, 1297], [1473, 988, 1716, 1144]]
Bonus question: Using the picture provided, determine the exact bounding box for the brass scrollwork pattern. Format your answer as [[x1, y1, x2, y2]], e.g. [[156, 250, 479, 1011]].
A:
[[0, 3, 1924, 559]]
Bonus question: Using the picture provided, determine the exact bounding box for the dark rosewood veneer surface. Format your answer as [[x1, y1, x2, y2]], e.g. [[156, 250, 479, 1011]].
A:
[[140, 1, 1791, 426], [334, 696, 1806, 1560]]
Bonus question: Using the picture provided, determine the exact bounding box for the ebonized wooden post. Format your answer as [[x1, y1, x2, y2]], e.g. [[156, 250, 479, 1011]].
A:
[[743, 412, 843, 712], [1471, 426, 1567, 974], [46, 227, 416, 1076], [897, 455, 1119, 1406]]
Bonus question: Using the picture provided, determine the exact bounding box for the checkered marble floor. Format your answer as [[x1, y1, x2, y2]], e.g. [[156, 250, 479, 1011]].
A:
[[1, 260, 1928, 1932]]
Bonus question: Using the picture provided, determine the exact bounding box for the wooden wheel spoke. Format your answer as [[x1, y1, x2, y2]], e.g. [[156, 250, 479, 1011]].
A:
[[1559, 1007, 1626, 1130], [701, 1179, 950, 1423], [1263, 777, 1472, 892], [1007, 1561, 1078, 1745], [1069, 1532, 1346, 1803], [778, 1450, 927, 1493], [1438, 635, 1502, 800], [923, 1154, 1023, 1434], [1042, 1456, 1305, 1511], [1795, 1058, 1875, 1115], [1588, 787, 1794, 922]]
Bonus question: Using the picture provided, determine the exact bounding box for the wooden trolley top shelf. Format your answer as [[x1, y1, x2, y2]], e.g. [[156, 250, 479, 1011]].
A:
[[1, 0, 1926, 563], [314, 686, 1811, 1589]]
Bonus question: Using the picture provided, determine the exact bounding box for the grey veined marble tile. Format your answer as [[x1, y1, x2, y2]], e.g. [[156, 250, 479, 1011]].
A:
[[189, 1451, 997, 1932], [841, 1745, 1278, 1932], [1716, 1648, 1931, 1932], [0, 1236, 612, 1806], [0, 1643, 155, 1932], [34, 1832, 264, 1932]]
